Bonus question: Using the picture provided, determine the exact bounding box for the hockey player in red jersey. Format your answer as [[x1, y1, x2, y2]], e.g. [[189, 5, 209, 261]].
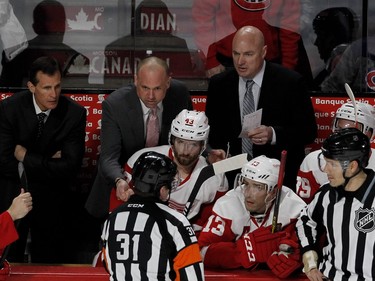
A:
[[198, 155, 306, 278], [296, 101, 375, 203], [0, 189, 32, 280]]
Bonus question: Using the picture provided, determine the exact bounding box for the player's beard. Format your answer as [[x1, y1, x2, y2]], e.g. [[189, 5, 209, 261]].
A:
[[174, 153, 197, 166], [173, 146, 201, 167]]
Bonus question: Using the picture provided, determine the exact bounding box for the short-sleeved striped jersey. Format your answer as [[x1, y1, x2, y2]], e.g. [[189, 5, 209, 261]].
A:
[[296, 169, 375, 281], [102, 195, 205, 281]]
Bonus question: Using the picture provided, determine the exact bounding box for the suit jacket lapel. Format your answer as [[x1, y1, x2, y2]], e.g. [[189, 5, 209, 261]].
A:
[[126, 89, 145, 145], [160, 92, 173, 143], [258, 62, 271, 109], [22, 91, 41, 141], [229, 71, 241, 127]]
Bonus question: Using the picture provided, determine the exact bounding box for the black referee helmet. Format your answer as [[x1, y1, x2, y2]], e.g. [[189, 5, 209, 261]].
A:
[[132, 151, 177, 197], [322, 127, 370, 169]]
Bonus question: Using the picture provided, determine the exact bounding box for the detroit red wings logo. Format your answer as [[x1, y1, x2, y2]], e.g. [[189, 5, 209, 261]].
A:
[[233, 0, 271, 11], [354, 207, 375, 233]]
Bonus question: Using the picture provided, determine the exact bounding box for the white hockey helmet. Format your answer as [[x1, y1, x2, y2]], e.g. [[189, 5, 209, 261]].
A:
[[240, 155, 280, 192], [333, 102, 375, 138], [170, 109, 210, 143]]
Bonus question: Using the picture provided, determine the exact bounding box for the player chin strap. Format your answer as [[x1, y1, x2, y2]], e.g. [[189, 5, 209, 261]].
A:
[[264, 191, 276, 211], [249, 192, 276, 224], [250, 212, 266, 223]]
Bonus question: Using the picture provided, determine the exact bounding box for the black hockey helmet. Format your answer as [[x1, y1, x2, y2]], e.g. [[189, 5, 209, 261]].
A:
[[321, 127, 370, 169], [132, 151, 177, 196]]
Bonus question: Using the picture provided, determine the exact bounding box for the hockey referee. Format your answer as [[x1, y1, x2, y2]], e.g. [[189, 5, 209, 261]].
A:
[[101, 151, 204, 281], [297, 128, 375, 281]]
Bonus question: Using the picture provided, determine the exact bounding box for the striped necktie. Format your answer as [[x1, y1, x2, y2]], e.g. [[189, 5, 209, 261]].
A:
[[145, 107, 160, 147], [242, 80, 255, 157], [36, 112, 47, 140]]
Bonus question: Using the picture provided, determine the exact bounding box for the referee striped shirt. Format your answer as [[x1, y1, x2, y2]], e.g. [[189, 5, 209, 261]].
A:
[[296, 169, 375, 281], [102, 195, 205, 281]]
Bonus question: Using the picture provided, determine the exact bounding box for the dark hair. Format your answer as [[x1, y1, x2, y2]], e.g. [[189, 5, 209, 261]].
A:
[[28, 56, 61, 85], [169, 135, 204, 147]]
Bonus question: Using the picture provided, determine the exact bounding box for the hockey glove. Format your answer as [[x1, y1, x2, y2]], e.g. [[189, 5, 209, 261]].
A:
[[267, 239, 302, 278], [236, 226, 288, 267], [0, 260, 10, 281]]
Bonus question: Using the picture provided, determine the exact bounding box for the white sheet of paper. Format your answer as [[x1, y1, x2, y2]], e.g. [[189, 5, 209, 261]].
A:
[[239, 108, 262, 138]]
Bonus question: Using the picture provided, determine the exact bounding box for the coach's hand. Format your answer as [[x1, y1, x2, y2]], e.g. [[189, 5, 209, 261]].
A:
[[116, 179, 134, 202], [207, 149, 226, 164]]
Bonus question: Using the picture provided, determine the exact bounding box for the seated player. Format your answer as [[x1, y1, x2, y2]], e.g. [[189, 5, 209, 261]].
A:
[[198, 155, 306, 278], [297, 101, 375, 203]]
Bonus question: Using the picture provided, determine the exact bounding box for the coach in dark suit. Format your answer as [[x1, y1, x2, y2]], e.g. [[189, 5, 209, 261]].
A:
[[0, 56, 86, 263], [86, 56, 193, 219], [205, 26, 317, 189]]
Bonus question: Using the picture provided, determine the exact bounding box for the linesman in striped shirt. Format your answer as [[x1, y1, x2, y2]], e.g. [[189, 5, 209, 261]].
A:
[[101, 151, 205, 281], [296, 128, 375, 281]]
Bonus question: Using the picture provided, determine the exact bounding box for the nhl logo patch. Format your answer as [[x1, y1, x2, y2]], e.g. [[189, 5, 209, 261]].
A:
[[233, 0, 271, 11], [354, 207, 375, 233]]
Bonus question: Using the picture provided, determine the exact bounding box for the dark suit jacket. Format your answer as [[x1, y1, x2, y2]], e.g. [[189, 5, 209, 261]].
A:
[[0, 90, 86, 263], [86, 79, 193, 218], [0, 90, 87, 212], [205, 62, 317, 189]]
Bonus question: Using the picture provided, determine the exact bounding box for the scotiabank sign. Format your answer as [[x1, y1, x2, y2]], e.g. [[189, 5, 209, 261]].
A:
[[1, 93, 373, 190]]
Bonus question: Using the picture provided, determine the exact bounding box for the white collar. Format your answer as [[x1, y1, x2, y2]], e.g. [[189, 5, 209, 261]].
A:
[[32, 93, 51, 116]]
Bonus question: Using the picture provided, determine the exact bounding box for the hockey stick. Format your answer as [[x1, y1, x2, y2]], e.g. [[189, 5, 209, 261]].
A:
[[183, 153, 248, 216], [0, 162, 28, 269], [219, 142, 230, 187], [271, 150, 287, 233], [18, 162, 28, 192], [344, 83, 358, 127]]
